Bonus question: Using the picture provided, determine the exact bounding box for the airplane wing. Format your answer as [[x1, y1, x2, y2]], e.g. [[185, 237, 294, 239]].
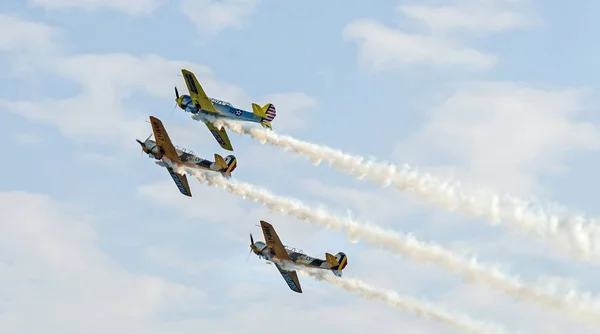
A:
[[166, 168, 192, 197], [275, 263, 303, 293], [149, 116, 181, 163], [260, 220, 290, 261], [260, 220, 303, 293], [204, 121, 233, 151], [149, 116, 192, 197], [181, 69, 217, 113]]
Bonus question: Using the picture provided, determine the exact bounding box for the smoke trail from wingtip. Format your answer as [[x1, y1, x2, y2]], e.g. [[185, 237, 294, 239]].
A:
[[292, 266, 515, 334], [179, 167, 600, 328], [198, 116, 600, 262]]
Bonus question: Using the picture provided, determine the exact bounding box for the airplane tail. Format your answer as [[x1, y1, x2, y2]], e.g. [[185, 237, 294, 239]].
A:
[[325, 252, 348, 277], [215, 153, 237, 178], [252, 103, 276, 130]]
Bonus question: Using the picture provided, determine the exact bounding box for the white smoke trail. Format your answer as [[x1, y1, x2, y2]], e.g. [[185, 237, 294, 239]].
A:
[[275, 261, 514, 334], [299, 268, 515, 334], [178, 166, 600, 327], [196, 115, 600, 261]]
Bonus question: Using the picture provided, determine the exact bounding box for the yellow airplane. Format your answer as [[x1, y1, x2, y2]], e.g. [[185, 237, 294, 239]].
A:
[[136, 116, 237, 197], [249, 220, 348, 293], [175, 68, 276, 151]]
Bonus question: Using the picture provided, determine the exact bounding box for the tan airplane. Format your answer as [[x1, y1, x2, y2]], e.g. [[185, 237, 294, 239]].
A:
[[136, 116, 237, 197], [250, 220, 348, 293]]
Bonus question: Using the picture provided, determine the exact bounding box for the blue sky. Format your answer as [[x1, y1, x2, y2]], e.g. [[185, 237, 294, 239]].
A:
[[2, 0, 600, 333]]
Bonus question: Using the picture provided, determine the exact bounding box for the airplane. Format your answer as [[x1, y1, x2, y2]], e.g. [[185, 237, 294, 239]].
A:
[[249, 220, 348, 293], [174, 68, 277, 151], [136, 116, 237, 197]]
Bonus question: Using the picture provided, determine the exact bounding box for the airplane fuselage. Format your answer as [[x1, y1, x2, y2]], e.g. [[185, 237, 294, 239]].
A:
[[140, 139, 226, 172], [251, 241, 347, 274], [178, 95, 263, 124]]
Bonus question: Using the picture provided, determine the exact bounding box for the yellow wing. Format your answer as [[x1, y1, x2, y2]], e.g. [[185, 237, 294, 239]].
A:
[[181, 69, 217, 113], [205, 121, 233, 151], [260, 220, 290, 261], [149, 116, 181, 163]]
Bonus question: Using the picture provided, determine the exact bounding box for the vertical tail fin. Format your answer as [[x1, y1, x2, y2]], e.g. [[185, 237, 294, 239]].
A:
[[216, 154, 237, 178], [326, 252, 348, 277], [214, 154, 227, 168], [252, 103, 276, 130]]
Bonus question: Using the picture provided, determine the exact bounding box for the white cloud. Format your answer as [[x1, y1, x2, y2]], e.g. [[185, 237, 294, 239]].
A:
[[0, 191, 206, 333], [0, 52, 243, 150], [343, 19, 497, 71], [180, 0, 259, 35], [4, 4, 600, 334], [136, 180, 321, 244], [29, 0, 163, 15], [397, 1, 536, 34], [343, 0, 537, 71], [0, 14, 61, 63], [395, 82, 600, 196], [298, 178, 426, 227], [0, 16, 318, 152], [261, 92, 318, 131]]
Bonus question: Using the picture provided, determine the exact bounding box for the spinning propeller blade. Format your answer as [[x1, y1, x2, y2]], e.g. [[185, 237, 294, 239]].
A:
[[136, 139, 144, 156], [173, 86, 182, 114], [246, 233, 255, 262], [136, 134, 153, 156]]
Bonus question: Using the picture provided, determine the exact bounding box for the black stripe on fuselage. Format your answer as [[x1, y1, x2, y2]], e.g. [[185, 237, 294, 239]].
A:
[[288, 252, 326, 266], [178, 152, 221, 170]]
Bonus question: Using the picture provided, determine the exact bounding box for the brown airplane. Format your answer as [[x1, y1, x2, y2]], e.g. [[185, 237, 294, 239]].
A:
[[136, 116, 237, 197], [250, 220, 348, 293]]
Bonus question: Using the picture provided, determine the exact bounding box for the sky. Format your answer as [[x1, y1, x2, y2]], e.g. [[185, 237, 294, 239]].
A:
[[2, 0, 600, 333]]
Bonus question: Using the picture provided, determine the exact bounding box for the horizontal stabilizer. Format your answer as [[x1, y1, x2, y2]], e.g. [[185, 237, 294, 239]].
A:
[[261, 121, 272, 130]]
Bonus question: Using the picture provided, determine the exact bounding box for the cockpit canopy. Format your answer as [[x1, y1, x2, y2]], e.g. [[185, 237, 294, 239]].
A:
[[209, 97, 232, 107]]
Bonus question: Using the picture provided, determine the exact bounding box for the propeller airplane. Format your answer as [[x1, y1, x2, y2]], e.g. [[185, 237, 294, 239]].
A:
[[136, 116, 237, 197], [249, 220, 348, 293], [174, 68, 276, 151]]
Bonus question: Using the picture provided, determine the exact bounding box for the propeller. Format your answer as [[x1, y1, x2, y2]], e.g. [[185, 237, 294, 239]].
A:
[[136, 138, 145, 156], [172, 86, 182, 115], [136, 133, 153, 155], [171, 102, 178, 116], [246, 233, 255, 262]]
